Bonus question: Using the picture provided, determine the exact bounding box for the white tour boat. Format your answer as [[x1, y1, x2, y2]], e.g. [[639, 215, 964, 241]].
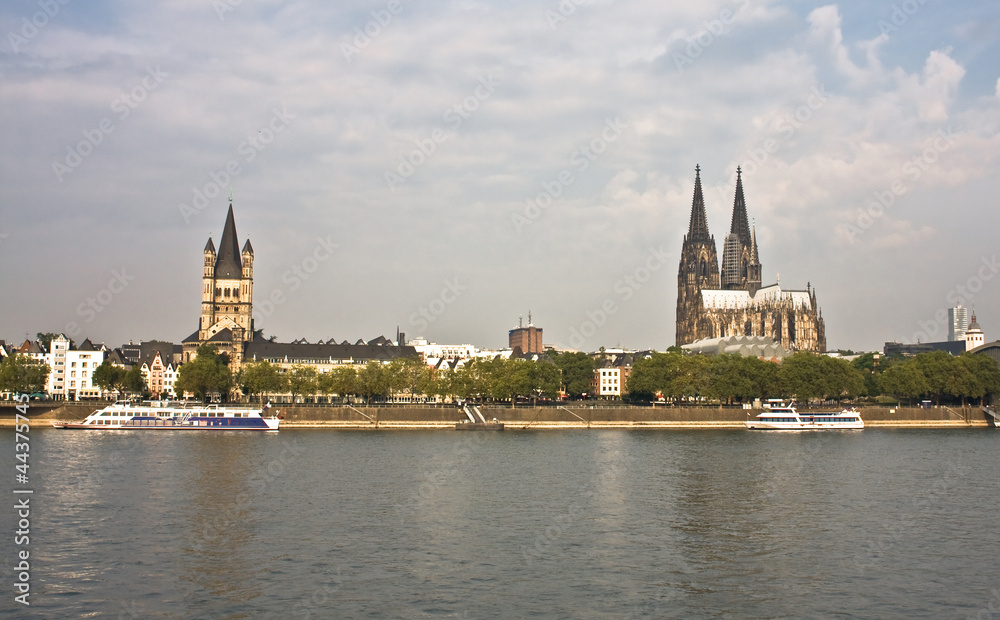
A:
[[745, 402, 864, 430], [51, 400, 281, 432]]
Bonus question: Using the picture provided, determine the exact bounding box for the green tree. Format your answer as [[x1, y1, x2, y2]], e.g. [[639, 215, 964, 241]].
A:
[[877, 361, 929, 405], [511, 359, 561, 404], [953, 354, 1000, 406], [626, 351, 675, 400], [357, 362, 390, 402], [92, 361, 127, 398], [388, 357, 432, 401], [123, 366, 147, 397], [670, 354, 711, 401], [779, 352, 864, 401], [319, 366, 358, 402], [551, 351, 597, 398], [285, 365, 319, 402], [911, 351, 955, 405], [708, 354, 758, 403], [0, 353, 50, 394], [238, 360, 285, 403], [175, 344, 231, 401], [778, 352, 826, 401]]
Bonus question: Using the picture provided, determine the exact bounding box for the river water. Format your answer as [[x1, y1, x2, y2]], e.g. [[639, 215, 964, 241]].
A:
[[2, 428, 999, 618]]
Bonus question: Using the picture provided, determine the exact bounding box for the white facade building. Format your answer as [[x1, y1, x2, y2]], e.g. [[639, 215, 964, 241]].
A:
[[965, 313, 985, 351], [45, 335, 106, 399], [408, 339, 480, 364], [596, 368, 624, 397]]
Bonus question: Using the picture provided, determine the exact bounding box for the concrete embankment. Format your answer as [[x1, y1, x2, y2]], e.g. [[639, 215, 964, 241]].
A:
[[0, 403, 992, 429], [277, 404, 992, 429]]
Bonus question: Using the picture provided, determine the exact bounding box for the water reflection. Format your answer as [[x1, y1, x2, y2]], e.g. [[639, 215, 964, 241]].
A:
[[176, 434, 267, 614]]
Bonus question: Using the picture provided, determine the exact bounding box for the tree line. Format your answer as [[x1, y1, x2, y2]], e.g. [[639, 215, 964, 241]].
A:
[[3, 343, 998, 407], [626, 349, 1000, 406]]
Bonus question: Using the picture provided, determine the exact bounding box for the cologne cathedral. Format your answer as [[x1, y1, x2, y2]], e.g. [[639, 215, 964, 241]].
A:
[[675, 165, 826, 352]]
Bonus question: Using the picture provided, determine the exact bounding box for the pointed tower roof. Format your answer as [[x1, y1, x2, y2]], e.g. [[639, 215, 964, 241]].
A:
[[750, 223, 759, 262], [204, 237, 216, 254], [215, 203, 243, 278], [730, 167, 752, 247], [687, 164, 711, 241], [242, 238, 254, 255]]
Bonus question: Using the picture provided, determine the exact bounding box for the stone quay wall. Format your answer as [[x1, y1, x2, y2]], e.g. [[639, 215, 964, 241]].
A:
[[1, 402, 991, 429]]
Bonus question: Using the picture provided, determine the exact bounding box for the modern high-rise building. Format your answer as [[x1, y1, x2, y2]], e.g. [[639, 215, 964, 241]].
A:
[[948, 305, 968, 341]]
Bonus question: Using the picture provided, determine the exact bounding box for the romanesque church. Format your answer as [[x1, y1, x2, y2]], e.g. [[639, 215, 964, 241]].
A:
[[182, 201, 254, 365], [675, 165, 826, 352]]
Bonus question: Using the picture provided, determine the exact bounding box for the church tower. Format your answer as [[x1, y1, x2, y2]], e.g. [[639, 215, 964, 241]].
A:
[[195, 201, 254, 365], [721, 167, 759, 290], [676, 165, 719, 345]]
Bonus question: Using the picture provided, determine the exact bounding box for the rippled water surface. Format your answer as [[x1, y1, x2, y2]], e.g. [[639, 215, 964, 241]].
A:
[[2, 428, 999, 618]]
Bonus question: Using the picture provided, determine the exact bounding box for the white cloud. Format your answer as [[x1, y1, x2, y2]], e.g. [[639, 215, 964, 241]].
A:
[[1, 0, 999, 352]]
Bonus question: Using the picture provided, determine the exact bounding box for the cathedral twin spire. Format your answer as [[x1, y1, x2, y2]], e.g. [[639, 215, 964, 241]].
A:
[[684, 165, 761, 293]]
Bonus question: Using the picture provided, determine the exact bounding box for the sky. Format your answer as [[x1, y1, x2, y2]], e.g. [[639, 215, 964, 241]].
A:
[[1, 0, 999, 353]]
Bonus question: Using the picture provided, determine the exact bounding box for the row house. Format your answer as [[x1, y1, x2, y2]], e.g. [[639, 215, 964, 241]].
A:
[[139, 350, 178, 399], [591, 351, 639, 399]]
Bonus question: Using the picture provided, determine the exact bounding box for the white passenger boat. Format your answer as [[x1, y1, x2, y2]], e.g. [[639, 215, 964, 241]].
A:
[[51, 400, 280, 432], [745, 403, 864, 430]]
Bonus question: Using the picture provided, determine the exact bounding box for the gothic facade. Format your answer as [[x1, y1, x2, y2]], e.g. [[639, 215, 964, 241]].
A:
[[182, 202, 254, 364], [676, 166, 826, 352]]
